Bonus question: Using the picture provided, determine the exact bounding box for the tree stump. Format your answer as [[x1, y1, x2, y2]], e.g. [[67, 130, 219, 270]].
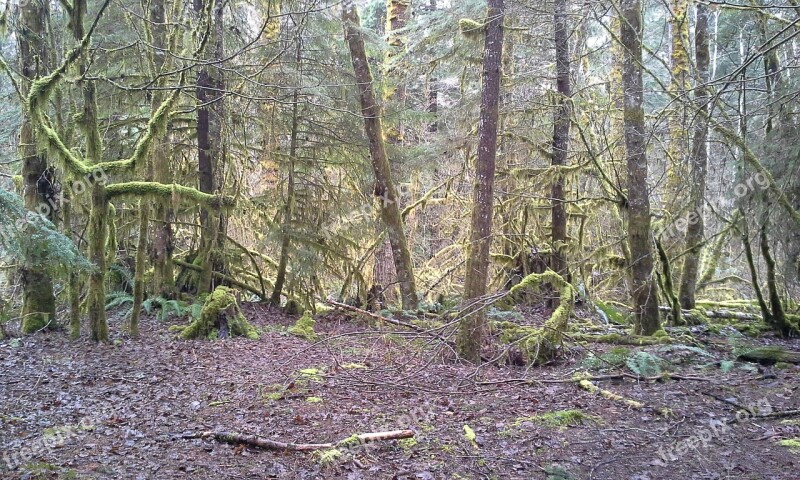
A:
[[180, 286, 258, 340]]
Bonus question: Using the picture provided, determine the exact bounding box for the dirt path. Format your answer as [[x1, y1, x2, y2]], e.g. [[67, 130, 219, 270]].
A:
[[1, 306, 798, 479]]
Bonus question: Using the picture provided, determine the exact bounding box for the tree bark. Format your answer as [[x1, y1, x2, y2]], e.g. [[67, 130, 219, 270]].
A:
[[457, 0, 505, 362], [131, 0, 168, 336], [17, 0, 56, 333], [678, 2, 710, 310], [620, 0, 661, 335], [271, 32, 302, 306], [342, 1, 418, 310], [196, 0, 227, 295], [550, 0, 571, 281]]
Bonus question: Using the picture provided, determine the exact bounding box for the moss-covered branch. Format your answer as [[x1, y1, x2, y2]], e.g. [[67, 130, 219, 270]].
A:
[[105, 182, 234, 207]]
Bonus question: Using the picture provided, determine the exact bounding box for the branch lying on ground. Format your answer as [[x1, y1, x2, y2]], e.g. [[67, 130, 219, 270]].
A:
[[325, 298, 454, 346], [183, 429, 414, 451]]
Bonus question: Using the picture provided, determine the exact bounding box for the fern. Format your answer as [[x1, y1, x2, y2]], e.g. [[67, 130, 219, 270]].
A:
[[143, 296, 188, 321], [625, 351, 667, 377], [105, 291, 133, 310], [582, 346, 631, 370]]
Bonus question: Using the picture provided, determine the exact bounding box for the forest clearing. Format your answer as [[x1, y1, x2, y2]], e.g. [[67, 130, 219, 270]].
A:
[[1, 0, 799, 478]]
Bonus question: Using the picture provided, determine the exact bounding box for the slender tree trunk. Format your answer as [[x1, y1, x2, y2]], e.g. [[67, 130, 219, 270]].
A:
[[342, 1, 418, 310], [62, 190, 81, 339], [68, 0, 108, 341], [678, 2, 710, 310], [759, 217, 790, 337], [665, 0, 691, 213], [17, 0, 56, 333], [741, 211, 770, 324], [457, 0, 505, 362], [550, 0, 571, 281], [88, 185, 109, 342], [196, 0, 227, 295], [131, 0, 168, 336], [271, 33, 302, 306], [620, 0, 661, 335]]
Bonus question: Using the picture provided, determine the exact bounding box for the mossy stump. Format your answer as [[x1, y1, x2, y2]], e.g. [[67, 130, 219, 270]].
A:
[[180, 286, 258, 340], [288, 311, 318, 341]]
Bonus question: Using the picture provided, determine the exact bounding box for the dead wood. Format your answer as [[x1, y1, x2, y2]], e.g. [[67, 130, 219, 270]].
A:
[[184, 429, 414, 451]]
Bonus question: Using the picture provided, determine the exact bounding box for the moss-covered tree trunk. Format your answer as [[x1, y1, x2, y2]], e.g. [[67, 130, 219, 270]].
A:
[[196, 0, 227, 295], [87, 185, 109, 342], [759, 219, 790, 337], [665, 0, 690, 212], [550, 0, 571, 280], [18, 0, 56, 333], [620, 0, 661, 335], [678, 2, 710, 309], [457, 0, 505, 363], [342, 1, 418, 311]]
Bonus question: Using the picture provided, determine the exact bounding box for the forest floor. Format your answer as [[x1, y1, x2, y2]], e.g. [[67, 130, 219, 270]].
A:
[[1, 303, 799, 480]]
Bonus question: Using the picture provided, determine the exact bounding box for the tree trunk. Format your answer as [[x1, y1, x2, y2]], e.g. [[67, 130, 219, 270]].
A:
[[342, 1, 418, 310], [678, 2, 710, 310], [271, 33, 302, 306], [759, 219, 790, 337], [131, 0, 168, 336], [620, 0, 661, 335], [665, 0, 690, 213], [457, 0, 505, 362], [196, 0, 227, 295], [88, 185, 109, 342], [550, 0, 571, 281], [18, 0, 56, 333]]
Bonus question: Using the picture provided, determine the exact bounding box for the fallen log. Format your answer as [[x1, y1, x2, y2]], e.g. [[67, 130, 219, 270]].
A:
[[184, 429, 414, 451], [658, 306, 761, 321], [737, 346, 800, 365]]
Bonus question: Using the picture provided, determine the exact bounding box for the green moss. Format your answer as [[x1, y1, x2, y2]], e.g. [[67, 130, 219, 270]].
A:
[[312, 448, 342, 466], [778, 438, 800, 451], [494, 270, 574, 364], [299, 367, 324, 382], [458, 18, 484, 36], [737, 346, 800, 364], [578, 379, 644, 409], [288, 311, 318, 341], [179, 286, 258, 340], [463, 424, 477, 447], [306, 396, 323, 403], [398, 438, 418, 451], [513, 409, 600, 429], [337, 434, 361, 449]]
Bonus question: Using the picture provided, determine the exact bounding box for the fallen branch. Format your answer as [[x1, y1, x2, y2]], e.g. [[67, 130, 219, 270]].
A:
[[325, 298, 453, 345], [185, 429, 414, 451]]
